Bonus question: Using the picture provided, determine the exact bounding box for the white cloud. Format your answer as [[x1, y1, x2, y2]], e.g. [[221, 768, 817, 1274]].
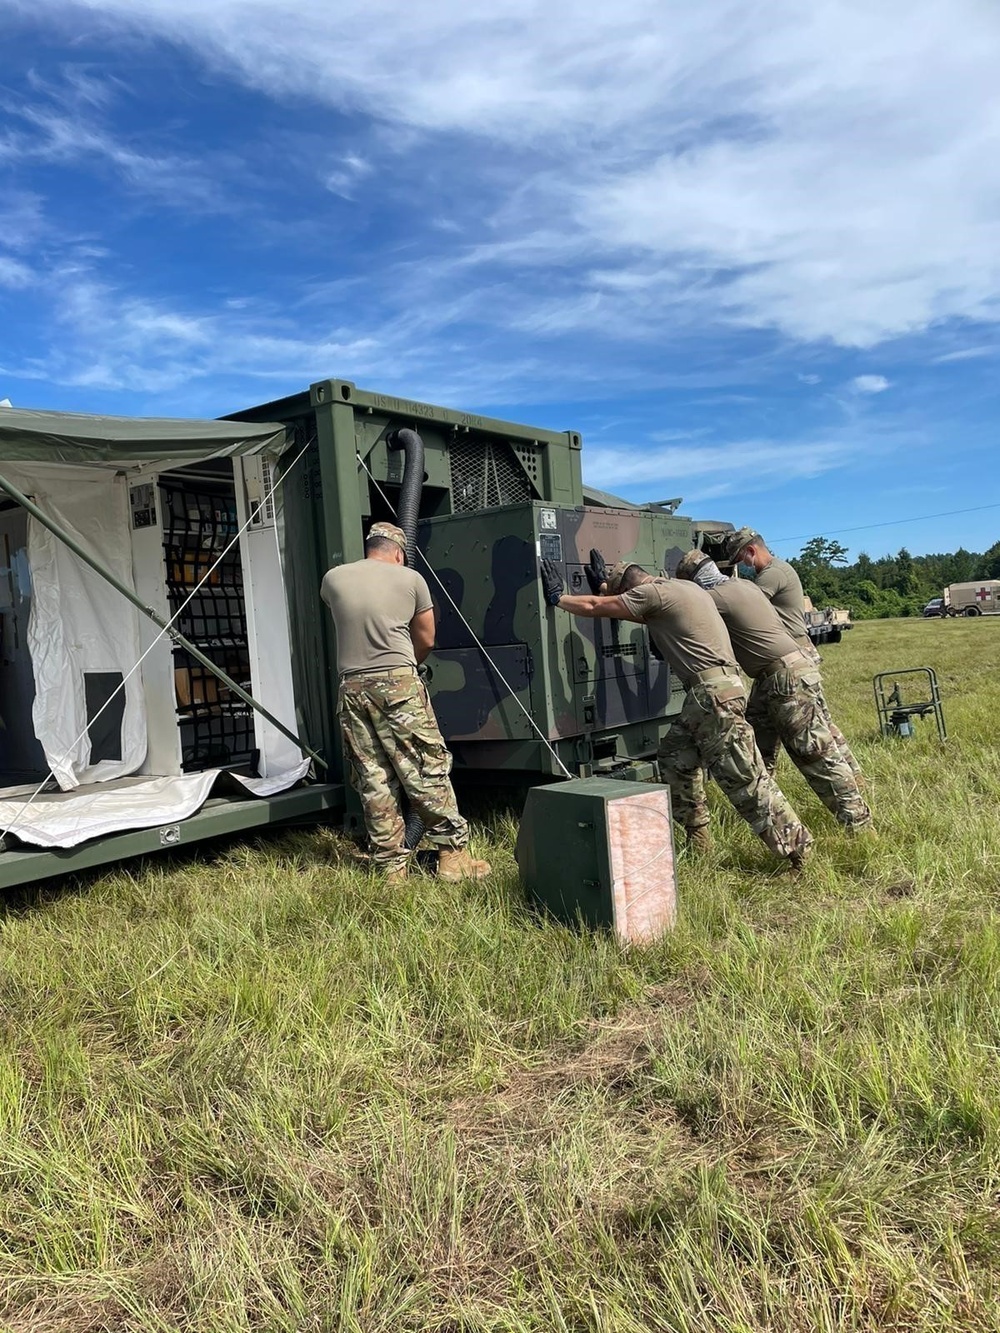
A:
[[933, 345, 996, 364], [584, 435, 858, 492], [850, 374, 890, 394], [324, 151, 373, 199], [0, 257, 34, 288], [1, 78, 229, 208], [0, 260, 552, 407], [19, 0, 1000, 351]]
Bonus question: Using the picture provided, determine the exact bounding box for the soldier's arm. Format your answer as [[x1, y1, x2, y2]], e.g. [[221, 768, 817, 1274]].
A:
[[409, 608, 436, 663], [554, 593, 643, 622]]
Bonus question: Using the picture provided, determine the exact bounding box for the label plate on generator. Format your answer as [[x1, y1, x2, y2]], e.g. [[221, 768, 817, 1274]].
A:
[[538, 533, 563, 561]]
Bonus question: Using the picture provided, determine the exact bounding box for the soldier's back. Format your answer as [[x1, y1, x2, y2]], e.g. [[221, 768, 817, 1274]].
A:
[[710, 580, 800, 677], [321, 560, 432, 675], [754, 557, 809, 642]]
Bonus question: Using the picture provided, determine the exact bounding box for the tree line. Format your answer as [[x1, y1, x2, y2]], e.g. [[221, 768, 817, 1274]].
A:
[[788, 537, 1000, 620]]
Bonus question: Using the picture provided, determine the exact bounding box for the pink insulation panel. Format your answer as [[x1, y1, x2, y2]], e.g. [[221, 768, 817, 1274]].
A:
[[606, 789, 676, 944]]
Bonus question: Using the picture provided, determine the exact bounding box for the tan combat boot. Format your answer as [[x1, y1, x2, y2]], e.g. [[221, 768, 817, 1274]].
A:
[[384, 862, 410, 886], [438, 848, 492, 882], [686, 826, 713, 855]]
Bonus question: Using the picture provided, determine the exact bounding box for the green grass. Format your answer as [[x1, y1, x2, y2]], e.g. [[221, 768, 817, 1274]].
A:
[[2, 618, 1000, 1331]]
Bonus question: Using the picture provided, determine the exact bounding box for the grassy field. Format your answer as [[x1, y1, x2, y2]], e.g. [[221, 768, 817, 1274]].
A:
[[3, 618, 1000, 1332]]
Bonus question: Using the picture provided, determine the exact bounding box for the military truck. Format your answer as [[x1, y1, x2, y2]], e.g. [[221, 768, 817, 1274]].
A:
[[802, 598, 853, 645], [943, 580, 1000, 616]]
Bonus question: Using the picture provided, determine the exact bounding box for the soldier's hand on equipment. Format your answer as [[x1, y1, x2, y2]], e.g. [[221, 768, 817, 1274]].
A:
[[540, 558, 565, 607], [585, 548, 608, 595]]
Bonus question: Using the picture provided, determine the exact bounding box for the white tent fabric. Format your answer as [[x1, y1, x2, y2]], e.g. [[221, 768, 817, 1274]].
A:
[[2, 466, 146, 789], [0, 409, 317, 841], [0, 760, 311, 849]]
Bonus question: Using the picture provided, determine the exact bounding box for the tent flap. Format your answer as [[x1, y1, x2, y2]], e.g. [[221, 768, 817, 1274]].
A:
[[0, 406, 287, 469]]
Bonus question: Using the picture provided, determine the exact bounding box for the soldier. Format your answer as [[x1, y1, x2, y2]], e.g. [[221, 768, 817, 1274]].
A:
[[726, 528, 863, 783], [676, 550, 871, 832], [539, 556, 812, 869], [321, 521, 490, 884]]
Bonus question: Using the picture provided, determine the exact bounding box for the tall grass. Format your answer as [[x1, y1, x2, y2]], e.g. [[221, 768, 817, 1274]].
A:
[[2, 618, 999, 1331]]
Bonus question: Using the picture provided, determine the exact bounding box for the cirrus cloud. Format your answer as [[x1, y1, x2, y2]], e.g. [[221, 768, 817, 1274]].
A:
[[11, 0, 1000, 351]]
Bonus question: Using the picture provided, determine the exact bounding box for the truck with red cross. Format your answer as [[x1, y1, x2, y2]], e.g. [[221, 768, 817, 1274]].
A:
[[943, 580, 1000, 616]]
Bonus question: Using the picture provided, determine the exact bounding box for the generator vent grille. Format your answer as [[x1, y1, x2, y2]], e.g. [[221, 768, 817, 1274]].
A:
[[511, 441, 540, 485], [450, 437, 535, 511]]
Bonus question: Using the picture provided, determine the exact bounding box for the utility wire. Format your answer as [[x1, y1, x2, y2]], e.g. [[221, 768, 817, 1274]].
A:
[[774, 500, 1000, 546]]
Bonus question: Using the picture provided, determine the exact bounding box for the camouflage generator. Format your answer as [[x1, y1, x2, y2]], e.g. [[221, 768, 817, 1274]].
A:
[[233, 378, 695, 786]]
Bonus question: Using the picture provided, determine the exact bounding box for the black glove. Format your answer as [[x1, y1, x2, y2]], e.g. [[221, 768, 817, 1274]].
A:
[[584, 547, 607, 595], [540, 558, 565, 607]]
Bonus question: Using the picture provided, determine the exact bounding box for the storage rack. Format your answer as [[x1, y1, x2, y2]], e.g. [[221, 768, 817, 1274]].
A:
[[160, 477, 258, 774]]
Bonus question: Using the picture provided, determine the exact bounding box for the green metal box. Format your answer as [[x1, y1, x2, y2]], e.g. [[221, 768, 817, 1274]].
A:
[[516, 777, 677, 943]]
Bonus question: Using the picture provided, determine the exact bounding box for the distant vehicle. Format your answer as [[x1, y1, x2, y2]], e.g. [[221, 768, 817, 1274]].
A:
[[802, 597, 853, 645], [943, 580, 1000, 617], [922, 597, 945, 618]]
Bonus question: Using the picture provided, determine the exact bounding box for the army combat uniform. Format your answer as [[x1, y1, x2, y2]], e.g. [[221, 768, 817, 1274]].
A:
[[617, 576, 811, 865], [678, 553, 870, 832], [321, 535, 470, 875], [743, 546, 862, 783]]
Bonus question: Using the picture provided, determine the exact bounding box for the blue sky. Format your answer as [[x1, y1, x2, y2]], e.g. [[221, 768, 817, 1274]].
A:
[[3, 0, 1000, 562]]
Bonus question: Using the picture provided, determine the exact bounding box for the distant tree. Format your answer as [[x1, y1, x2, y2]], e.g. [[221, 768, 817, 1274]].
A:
[[790, 537, 849, 605], [951, 546, 978, 583], [893, 547, 921, 601], [979, 540, 1000, 580], [797, 536, 849, 568], [786, 536, 990, 619]]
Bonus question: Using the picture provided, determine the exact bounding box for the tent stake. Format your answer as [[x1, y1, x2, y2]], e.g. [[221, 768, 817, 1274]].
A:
[[0, 470, 326, 772]]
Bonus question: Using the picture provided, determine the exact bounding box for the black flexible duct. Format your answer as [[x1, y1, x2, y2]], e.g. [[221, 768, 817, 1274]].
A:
[[387, 427, 428, 852], [387, 428, 425, 567]]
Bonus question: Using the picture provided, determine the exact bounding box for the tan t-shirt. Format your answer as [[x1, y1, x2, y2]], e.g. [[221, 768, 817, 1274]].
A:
[[320, 560, 433, 675], [707, 579, 801, 677], [619, 577, 737, 686], [754, 557, 810, 645]]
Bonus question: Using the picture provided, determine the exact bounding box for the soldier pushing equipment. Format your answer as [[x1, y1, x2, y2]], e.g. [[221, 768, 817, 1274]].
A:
[[725, 528, 863, 784], [540, 555, 812, 869], [676, 551, 871, 833], [321, 522, 490, 884]]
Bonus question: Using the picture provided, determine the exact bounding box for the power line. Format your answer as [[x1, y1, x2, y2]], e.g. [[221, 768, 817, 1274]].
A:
[[773, 501, 1000, 546]]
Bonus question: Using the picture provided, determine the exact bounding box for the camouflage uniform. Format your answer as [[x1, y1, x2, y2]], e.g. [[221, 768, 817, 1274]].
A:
[[745, 647, 861, 784], [675, 550, 870, 834], [749, 656, 870, 828], [724, 530, 863, 784], [339, 666, 469, 872], [656, 668, 812, 862]]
